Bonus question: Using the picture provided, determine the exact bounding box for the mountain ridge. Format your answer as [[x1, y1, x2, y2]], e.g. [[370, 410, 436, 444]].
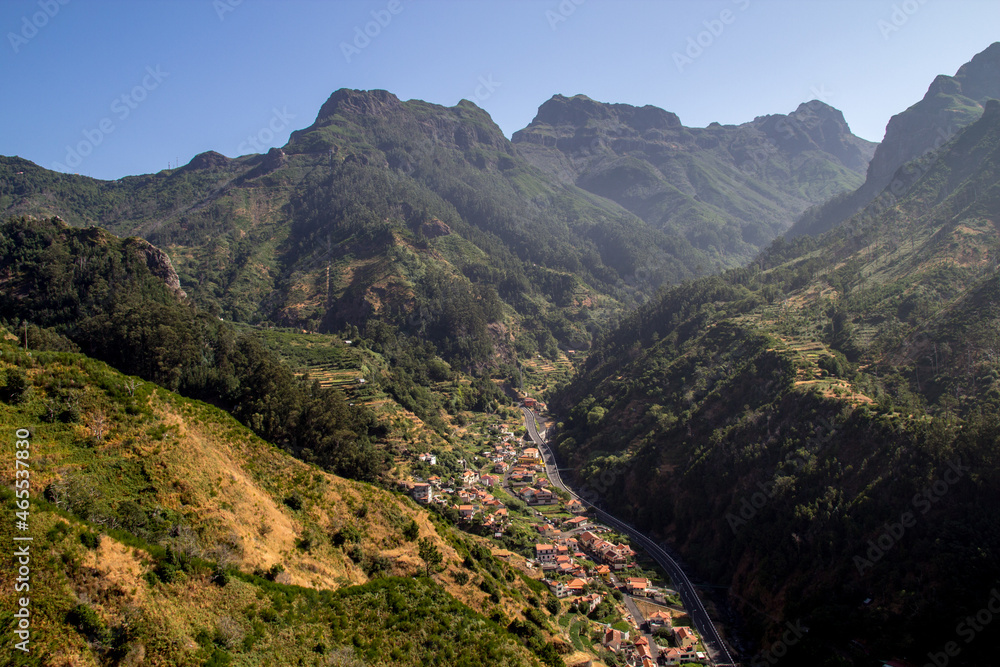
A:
[[550, 92, 1000, 665], [790, 40, 1000, 238], [512, 93, 876, 264]]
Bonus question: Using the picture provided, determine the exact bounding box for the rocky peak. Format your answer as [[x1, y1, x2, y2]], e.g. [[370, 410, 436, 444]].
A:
[[181, 151, 230, 172], [315, 89, 401, 122], [789, 100, 847, 124], [927, 74, 963, 97], [863, 43, 1000, 194], [953, 41, 1000, 102], [528, 94, 681, 131]]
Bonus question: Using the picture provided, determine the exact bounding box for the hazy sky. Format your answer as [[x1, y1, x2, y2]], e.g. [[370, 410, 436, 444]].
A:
[[3, 0, 998, 180]]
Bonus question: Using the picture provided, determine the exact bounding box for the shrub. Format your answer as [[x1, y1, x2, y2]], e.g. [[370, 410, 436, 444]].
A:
[[0, 366, 30, 404], [79, 531, 100, 550], [403, 518, 419, 541], [214, 615, 245, 650], [46, 521, 70, 542], [331, 525, 363, 546], [67, 603, 108, 642]]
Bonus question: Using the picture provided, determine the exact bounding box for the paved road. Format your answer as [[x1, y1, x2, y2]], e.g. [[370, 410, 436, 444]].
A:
[[520, 407, 739, 667]]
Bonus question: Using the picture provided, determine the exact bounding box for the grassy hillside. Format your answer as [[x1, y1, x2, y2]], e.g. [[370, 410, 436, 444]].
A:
[[551, 102, 1000, 664], [0, 333, 564, 666]]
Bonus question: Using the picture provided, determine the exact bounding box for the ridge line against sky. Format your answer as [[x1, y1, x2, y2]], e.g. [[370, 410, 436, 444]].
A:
[[2, 0, 998, 180]]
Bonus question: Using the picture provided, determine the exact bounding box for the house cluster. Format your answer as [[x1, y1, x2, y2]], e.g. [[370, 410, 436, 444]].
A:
[[454, 482, 512, 532], [483, 438, 520, 473], [535, 539, 587, 579], [408, 447, 516, 535], [578, 530, 636, 570], [531, 511, 601, 575], [601, 632, 660, 667], [602, 619, 707, 666], [522, 396, 547, 411], [545, 576, 589, 598]]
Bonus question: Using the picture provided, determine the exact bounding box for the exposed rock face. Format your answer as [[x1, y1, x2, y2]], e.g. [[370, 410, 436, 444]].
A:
[[314, 88, 402, 121], [758, 101, 874, 172], [127, 238, 186, 298], [286, 89, 515, 166], [419, 218, 451, 238]]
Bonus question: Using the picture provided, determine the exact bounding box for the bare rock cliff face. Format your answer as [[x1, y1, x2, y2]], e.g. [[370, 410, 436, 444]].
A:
[[127, 238, 187, 298]]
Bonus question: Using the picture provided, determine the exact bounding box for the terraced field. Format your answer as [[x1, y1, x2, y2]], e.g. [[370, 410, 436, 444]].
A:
[[301, 365, 361, 388], [519, 351, 575, 400]]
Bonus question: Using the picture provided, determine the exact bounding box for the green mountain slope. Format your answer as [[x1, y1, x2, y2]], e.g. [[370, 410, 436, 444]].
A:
[[790, 41, 1000, 239], [0, 216, 388, 481], [0, 90, 712, 372], [0, 334, 553, 666], [550, 101, 1000, 665], [512, 94, 876, 265]]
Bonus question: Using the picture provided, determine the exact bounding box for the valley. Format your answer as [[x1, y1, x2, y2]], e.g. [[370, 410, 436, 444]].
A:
[[1, 34, 999, 667]]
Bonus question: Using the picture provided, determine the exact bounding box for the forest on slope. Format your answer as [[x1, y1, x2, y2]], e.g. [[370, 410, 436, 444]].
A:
[[551, 101, 1000, 665]]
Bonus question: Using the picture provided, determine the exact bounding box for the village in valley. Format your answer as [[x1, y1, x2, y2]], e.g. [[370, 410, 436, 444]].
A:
[[402, 397, 712, 667]]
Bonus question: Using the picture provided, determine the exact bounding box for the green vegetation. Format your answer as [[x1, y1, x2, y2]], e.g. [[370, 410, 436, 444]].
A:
[[0, 216, 386, 482], [0, 88, 713, 379], [513, 94, 875, 267], [0, 332, 549, 665], [553, 104, 1000, 664]]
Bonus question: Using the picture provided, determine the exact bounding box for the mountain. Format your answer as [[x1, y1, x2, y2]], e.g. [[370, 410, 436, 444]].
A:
[[1, 87, 881, 379], [1, 89, 714, 377], [0, 327, 556, 666], [790, 41, 1000, 238], [0, 216, 389, 481], [550, 100, 1000, 664], [512, 94, 876, 264]]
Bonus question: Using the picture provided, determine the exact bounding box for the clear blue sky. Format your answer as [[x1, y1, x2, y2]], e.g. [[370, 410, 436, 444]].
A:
[[2, 0, 998, 180]]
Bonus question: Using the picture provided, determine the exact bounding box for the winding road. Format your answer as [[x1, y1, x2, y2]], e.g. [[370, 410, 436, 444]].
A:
[[520, 406, 739, 667]]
